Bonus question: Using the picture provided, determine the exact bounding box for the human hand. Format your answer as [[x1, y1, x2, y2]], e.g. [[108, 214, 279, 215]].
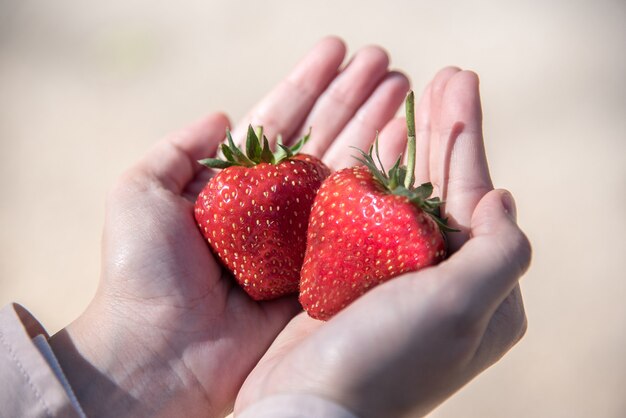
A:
[[49, 36, 410, 417], [235, 68, 532, 417]]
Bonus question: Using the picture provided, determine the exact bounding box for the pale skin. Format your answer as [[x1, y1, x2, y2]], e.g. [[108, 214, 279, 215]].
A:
[[50, 36, 531, 418]]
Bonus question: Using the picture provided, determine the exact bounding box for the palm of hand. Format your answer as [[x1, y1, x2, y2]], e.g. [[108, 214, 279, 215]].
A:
[[101, 170, 296, 416]]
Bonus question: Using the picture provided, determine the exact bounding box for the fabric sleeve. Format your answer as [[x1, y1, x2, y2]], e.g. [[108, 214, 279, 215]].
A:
[[0, 303, 82, 418], [237, 393, 359, 418]]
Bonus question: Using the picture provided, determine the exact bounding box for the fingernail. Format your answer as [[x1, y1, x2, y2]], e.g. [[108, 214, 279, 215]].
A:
[[500, 190, 517, 222]]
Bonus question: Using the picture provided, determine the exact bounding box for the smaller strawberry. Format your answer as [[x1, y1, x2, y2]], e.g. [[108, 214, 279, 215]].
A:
[[195, 127, 329, 300], [300, 92, 456, 320]]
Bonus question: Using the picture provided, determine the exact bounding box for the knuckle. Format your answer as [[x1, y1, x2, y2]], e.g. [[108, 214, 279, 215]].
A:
[[514, 313, 528, 344], [107, 167, 152, 203], [493, 227, 533, 281], [325, 82, 354, 109], [511, 229, 533, 277], [488, 290, 528, 350]]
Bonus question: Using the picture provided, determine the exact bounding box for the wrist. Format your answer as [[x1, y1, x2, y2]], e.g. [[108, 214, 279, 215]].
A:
[[49, 304, 213, 417]]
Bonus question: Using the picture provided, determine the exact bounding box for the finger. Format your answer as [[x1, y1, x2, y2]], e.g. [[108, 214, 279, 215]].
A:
[[427, 66, 461, 195], [132, 112, 231, 194], [375, 117, 408, 171], [437, 189, 531, 330], [232, 36, 346, 144], [299, 45, 390, 158], [438, 70, 493, 251], [414, 83, 432, 185], [323, 71, 410, 170]]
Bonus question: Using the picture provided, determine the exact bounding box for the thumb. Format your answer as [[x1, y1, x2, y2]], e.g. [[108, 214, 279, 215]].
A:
[[438, 189, 532, 325]]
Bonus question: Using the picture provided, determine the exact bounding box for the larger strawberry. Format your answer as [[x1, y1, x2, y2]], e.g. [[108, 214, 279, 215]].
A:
[[195, 127, 329, 300], [299, 92, 455, 320]]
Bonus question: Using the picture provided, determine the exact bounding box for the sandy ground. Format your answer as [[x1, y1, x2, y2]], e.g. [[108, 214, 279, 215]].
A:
[[1, 1, 625, 417]]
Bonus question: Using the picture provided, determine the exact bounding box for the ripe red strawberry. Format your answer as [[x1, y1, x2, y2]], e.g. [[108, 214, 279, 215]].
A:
[[299, 92, 455, 320], [195, 127, 329, 300]]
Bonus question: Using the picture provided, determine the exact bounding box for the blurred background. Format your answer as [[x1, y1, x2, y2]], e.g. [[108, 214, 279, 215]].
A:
[[1, 0, 624, 416]]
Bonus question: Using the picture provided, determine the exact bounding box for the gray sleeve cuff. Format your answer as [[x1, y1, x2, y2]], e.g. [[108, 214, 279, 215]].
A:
[[237, 393, 359, 418], [0, 303, 82, 417], [33, 334, 87, 418]]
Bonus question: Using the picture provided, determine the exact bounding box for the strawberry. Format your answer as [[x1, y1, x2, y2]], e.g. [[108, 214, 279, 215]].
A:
[[299, 92, 455, 320], [195, 127, 330, 300]]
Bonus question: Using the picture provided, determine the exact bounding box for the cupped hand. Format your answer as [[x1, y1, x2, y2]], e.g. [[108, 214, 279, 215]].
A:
[[234, 68, 532, 418], [50, 37, 410, 418]]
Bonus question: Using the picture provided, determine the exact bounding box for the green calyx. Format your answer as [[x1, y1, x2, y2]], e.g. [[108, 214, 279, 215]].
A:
[[198, 125, 310, 169], [352, 91, 458, 233]]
